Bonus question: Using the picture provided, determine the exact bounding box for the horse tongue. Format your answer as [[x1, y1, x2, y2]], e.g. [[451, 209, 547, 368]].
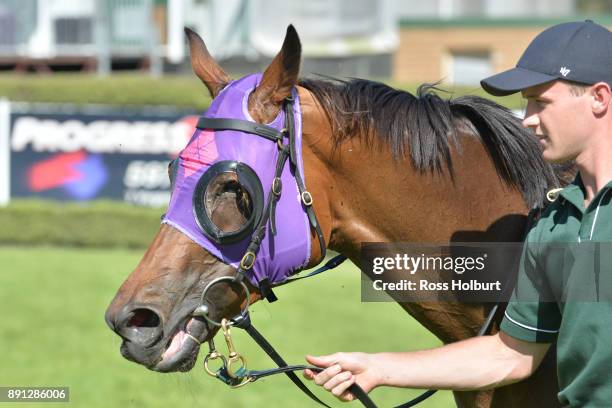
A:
[[154, 318, 206, 372]]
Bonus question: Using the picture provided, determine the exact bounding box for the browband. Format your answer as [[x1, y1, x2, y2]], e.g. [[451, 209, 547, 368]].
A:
[[197, 117, 284, 142]]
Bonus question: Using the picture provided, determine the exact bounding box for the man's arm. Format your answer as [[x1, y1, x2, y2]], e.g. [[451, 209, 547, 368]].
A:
[[304, 331, 550, 401]]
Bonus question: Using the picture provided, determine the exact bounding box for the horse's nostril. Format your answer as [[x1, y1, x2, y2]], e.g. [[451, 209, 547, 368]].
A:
[[128, 309, 161, 328], [115, 306, 163, 347]]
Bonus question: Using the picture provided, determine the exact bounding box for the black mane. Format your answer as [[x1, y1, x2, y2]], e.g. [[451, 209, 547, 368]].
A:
[[299, 77, 565, 208]]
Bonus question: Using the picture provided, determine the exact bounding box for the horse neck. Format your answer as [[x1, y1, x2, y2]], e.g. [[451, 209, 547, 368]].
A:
[[298, 87, 528, 342], [302, 134, 528, 256]]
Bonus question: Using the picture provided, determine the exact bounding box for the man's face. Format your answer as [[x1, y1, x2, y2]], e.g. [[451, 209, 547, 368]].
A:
[[521, 81, 594, 164]]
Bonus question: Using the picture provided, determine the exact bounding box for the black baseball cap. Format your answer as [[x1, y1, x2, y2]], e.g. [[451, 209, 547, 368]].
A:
[[481, 20, 612, 96]]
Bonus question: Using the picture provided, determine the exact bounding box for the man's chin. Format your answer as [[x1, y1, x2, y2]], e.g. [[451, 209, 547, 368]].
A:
[[541, 150, 574, 165]]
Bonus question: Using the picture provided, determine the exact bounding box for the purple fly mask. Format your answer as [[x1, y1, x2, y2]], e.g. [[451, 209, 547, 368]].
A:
[[162, 73, 322, 289]]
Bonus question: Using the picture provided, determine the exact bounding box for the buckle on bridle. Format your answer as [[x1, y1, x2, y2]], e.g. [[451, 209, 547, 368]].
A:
[[272, 177, 282, 196], [240, 251, 256, 270], [301, 191, 313, 206]]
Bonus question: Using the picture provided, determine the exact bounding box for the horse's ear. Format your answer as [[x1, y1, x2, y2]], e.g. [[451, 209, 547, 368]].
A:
[[185, 27, 231, 98], [251, 25, 302, 106]]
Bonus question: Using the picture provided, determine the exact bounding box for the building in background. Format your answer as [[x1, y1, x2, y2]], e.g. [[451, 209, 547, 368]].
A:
[[0, 0, 609, 83], [394, 0, 610, 86], [179, 0, 398, 78], [0, 0, 397, 78]]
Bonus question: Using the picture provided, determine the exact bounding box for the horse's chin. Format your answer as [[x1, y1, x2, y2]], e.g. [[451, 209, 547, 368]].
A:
[[152, 317, 208, 373]]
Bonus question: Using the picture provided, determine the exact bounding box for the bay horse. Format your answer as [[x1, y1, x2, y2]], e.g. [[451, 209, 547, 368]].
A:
[[105, 26, 562, 407]]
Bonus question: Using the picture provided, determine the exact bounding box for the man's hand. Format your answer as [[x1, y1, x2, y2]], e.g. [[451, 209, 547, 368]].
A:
[[303, 333, 551, 400], [303, 352, 381, 402]]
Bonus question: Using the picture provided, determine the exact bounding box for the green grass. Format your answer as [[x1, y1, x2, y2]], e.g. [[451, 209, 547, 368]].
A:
[[0, 74, 212, 110], [0, 246, 453, 407], [0, 200, 161, 249]]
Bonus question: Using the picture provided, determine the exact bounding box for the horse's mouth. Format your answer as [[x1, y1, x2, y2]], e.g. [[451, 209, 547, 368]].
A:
[[152, 316, 209, 373]]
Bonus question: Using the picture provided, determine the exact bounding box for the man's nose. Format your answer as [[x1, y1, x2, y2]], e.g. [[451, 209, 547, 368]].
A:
[[522, 112, 539, 129]]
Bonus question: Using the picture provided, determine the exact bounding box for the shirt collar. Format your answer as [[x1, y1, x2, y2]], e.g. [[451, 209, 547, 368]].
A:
[[560, 172, 612, 212]]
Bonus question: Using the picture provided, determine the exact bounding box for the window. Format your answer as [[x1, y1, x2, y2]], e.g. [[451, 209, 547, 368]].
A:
[[449, 50, 492, 86]]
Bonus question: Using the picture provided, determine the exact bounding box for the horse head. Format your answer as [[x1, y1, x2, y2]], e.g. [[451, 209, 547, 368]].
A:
[[105, 26, 329, 373]]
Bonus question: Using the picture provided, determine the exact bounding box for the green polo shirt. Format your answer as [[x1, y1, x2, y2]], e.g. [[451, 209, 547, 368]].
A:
[[500, 174, 612, 407]]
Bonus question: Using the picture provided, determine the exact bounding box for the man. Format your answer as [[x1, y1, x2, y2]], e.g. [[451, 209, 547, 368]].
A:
[[304, 20, 612, 406]]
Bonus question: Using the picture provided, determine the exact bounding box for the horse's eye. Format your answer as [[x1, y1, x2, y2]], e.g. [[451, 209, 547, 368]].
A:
[[202, 173, 253, 233], [192, 161, 264, 245]]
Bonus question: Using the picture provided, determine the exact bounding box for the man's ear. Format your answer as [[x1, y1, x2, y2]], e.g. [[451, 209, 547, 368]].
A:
[[591, 82, 611, 114]]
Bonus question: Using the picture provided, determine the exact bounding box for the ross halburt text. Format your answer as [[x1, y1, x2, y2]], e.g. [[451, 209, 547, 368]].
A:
[[372, 279, 501, 292]]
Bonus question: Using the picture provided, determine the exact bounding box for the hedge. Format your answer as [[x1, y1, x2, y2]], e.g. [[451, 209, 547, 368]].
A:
[[0, 200, 163, 248], [0, 74, 524, 110], [0, 74, 213, 110]]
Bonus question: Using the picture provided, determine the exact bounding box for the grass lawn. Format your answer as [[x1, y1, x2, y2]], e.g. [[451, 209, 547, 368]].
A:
[[0, 73, 525, 111], [0, 247, 453, 407]]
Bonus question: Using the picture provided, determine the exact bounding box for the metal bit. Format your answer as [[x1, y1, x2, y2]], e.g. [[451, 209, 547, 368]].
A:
[[192, 304, 209, 317]]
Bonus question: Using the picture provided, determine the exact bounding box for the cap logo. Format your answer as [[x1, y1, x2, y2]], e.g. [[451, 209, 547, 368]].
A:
[[560, 67, 571, 77]]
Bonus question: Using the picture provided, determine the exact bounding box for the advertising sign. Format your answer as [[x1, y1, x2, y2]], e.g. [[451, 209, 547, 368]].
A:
[[7, 104, 198, 206]]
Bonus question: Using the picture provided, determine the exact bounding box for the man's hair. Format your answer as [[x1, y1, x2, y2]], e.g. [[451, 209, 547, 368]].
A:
[[562, 80, 590, 96]]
